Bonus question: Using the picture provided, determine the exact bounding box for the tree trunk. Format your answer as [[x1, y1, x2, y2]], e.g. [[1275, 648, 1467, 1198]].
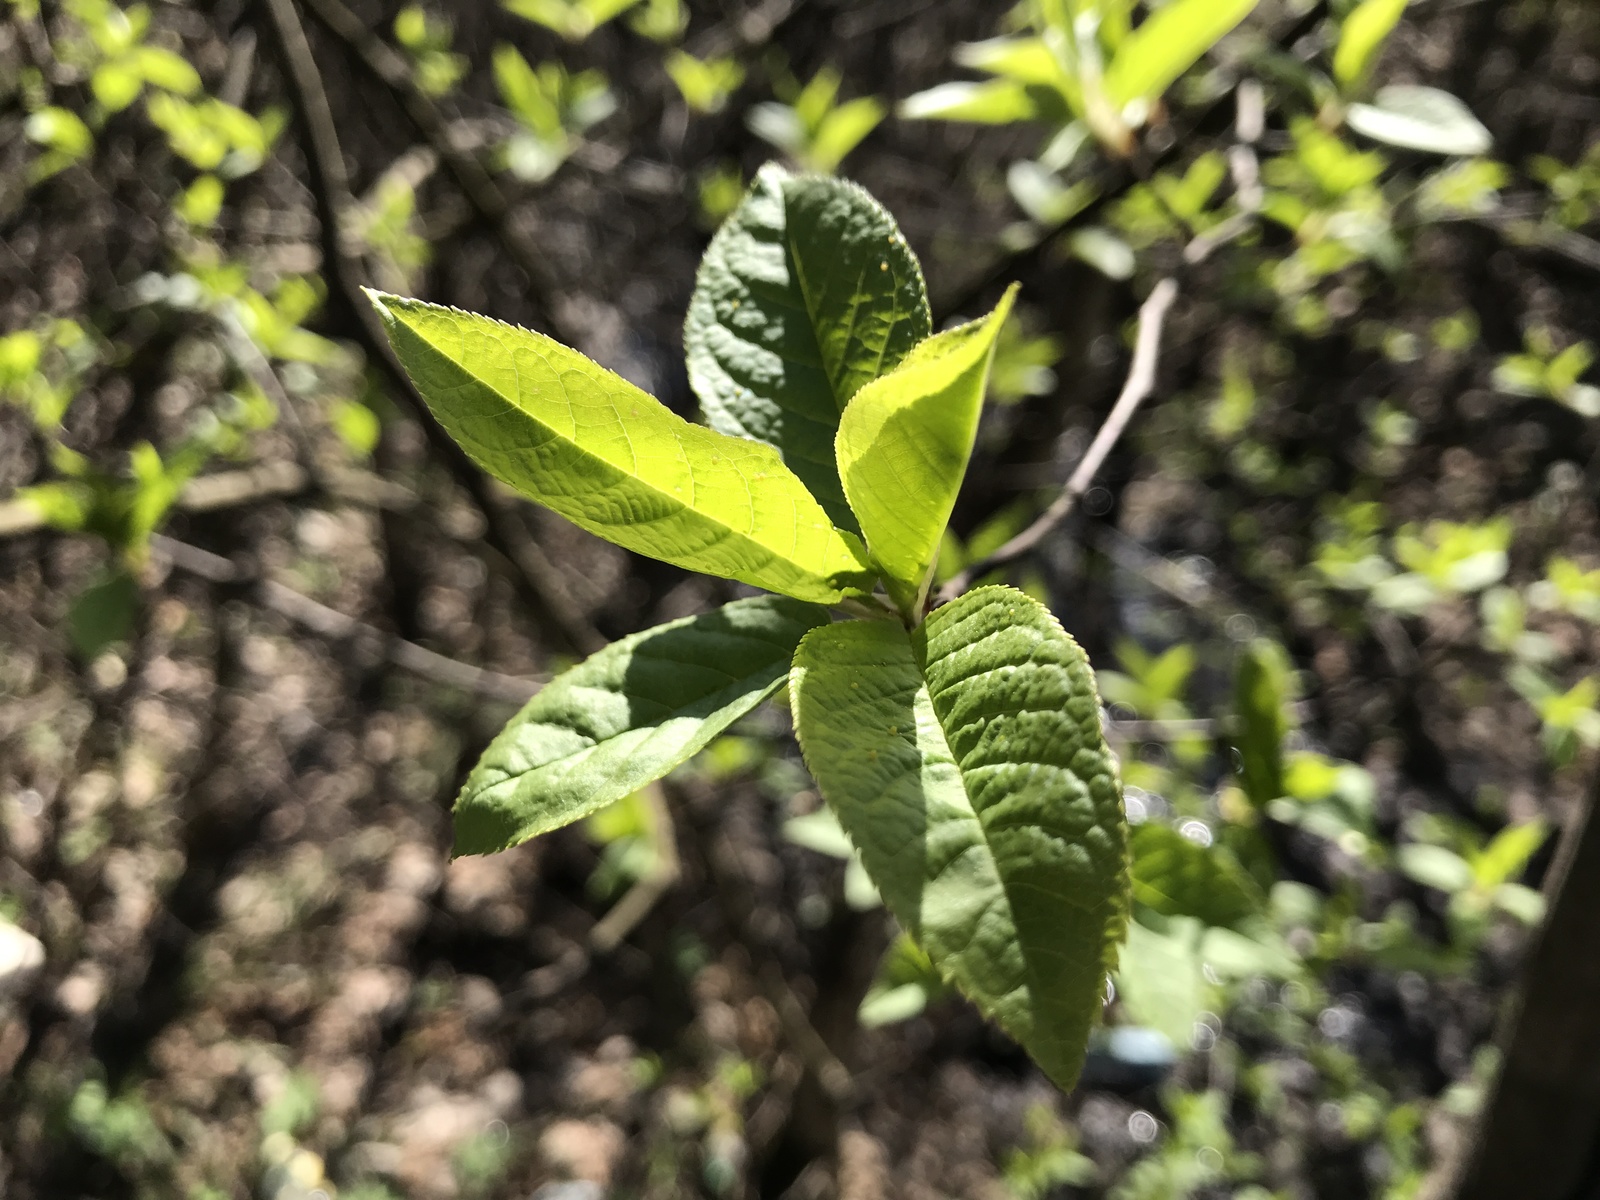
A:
[[1453, 779, 1600, 1200]]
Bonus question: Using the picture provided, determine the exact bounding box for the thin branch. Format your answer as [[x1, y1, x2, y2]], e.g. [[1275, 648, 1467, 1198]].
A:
[[297, 0, 568, 338], [937, 277, 1180, 603], [152, 534, 541, 705], [588, 784, 682, 953], [253, 0, 603, 655], [0, 462, 403, 539], [1471, 213, 1600, 274]]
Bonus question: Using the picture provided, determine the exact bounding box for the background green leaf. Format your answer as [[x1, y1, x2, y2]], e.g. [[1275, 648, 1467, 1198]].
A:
[[791, 586, 1127, 1089], [684, 163, 930, 529], [1345, 86, 1493, 157], [67, 569, 139, 660], [1234, 639, 1293, 811], [1333, 0, 1410, 90], [1103, 0, 1260, 108], [370, 291, 872, 605], [898, 79, 1043, 123], [455, 596, 828, 855], [1129, 823, 1264, 930], [835, 287, 1015, 615]]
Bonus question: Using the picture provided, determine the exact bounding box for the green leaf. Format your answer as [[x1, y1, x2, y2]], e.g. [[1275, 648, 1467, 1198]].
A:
[[1103, 0, 1260, 109], [1129, 823, 1263, 930], [1345, 86, 1492, 156], [809, 96, 886, 174], [26, 106, 94, 158], [684, 164, 930, 530], [899, 79, 1043, 124], [1333, 0, 1410, 91], [835, 288, 1015, 615], [369, 290, 872, 605], [1493, 882, 1545, 925], [133, 45, 202, 95], [1471, 820, 1547, 890], [68, 569, 139, 659], [456, 596, 827, 855], [92, 61, 145, 112], [1233, 639, 1293, 810], [1115, 919, 1209, 1048], [791, 586, 1128, 1090], [1398, 843, 1474, 894], [859, 933, 946, 1027], [179, 173, 224, 226], [664, 50, 744, 114], [954, 36, 1068, 87]]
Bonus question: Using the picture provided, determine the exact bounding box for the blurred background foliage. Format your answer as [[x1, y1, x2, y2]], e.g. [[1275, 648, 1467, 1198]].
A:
[[2, 0, 1600, 1198]]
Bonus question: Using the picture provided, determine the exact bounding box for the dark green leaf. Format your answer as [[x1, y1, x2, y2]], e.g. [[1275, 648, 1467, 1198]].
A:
[[456, 596, 828, 855], [68, 569, 139, 659], [791, 586, 1128, 1089], [684, 164, 930, 529], [1129, 823, 1264, 930]]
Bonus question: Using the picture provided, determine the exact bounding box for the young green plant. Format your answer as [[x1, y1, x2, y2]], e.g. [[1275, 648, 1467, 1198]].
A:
[[368, 163, 1129, 1091]]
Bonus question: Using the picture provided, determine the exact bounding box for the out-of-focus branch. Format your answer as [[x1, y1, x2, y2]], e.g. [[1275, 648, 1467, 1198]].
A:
[[937, 79, 1269, 605], [588, 784, 681, 954], [253, 0, 603, 656], [296, 0, 569, 338], [153, 534, 541, 705], [937, 277, 1179, 602]]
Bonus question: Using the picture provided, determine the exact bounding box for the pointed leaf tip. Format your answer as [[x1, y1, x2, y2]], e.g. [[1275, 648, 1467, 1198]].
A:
[[836, 285, 1017, 617], [371, 292, 872, 604], [456, 595, 829, 856]]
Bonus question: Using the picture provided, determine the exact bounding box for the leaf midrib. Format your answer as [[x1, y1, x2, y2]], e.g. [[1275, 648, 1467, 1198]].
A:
[[917, 619, 1103, 1030], [395, 311, 827, 570]]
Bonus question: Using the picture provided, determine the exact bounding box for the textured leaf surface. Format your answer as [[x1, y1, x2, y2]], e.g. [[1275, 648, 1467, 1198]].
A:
[[791, 586, 1127, 1089], [1129, 823, 1263, 930], [456, 596, 828, 855], [836, 288, 1015, 615], [1104, 0, 1260, 107], [370, 292, 871, 604], [684, 164, 930, 528]]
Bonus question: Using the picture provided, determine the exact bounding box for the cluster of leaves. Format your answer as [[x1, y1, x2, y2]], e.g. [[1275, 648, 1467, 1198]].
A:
[[6, 0, 379, 659], [372, 165, 1130, 1090]]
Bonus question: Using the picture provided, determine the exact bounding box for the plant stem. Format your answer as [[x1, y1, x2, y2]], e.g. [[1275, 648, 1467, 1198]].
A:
[[937, 276, 1179, 602]]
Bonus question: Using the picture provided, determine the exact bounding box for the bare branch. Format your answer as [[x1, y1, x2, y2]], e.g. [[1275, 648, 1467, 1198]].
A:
[[297, 0, 570, 339], [588, 784, 682, 954], [253, 0, 603, 655], [937, 277, 1180, 603], [152, 534, 541, 705]]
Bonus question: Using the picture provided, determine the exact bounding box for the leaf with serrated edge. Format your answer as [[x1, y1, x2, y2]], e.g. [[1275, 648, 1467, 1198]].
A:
[[1129, 823, 1263, 930], [791, 586, 1128, 1089], [685, 163, 930, 530], [457, 595, 828, 856], [836, 287, 1015, 616], [369, 291, 872, 605]]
